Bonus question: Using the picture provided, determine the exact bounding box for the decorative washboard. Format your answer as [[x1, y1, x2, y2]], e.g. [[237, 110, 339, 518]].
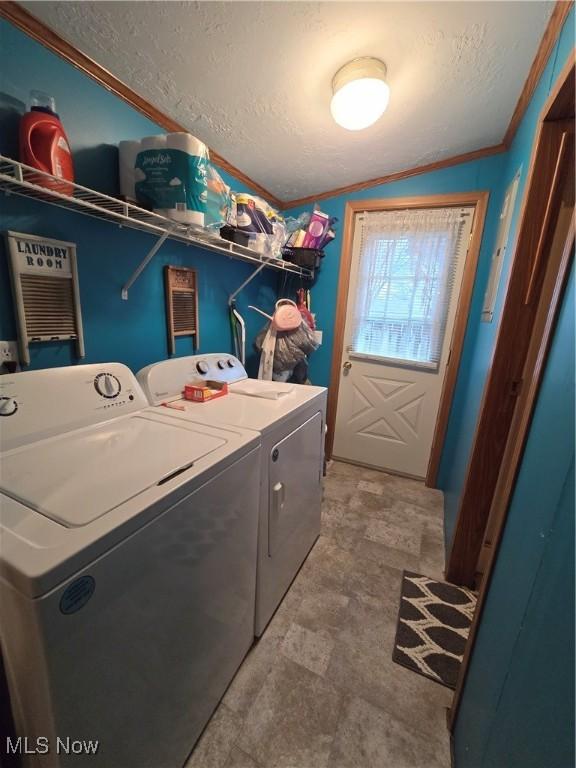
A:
[[6, 231, 85, 365], [164, 266, 199, 355]]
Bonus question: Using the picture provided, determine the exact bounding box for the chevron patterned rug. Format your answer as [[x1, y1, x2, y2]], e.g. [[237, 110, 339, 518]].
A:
[[392, 571, 477, 689]]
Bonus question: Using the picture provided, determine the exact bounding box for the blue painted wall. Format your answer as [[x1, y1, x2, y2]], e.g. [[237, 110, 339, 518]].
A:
[[0, 19, 278, 376], [454, 261, 575, 768], [440, 7, 575, 545]]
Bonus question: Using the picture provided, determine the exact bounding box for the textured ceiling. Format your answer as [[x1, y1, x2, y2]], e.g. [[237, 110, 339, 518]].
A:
[[22, 1, 553, 202]]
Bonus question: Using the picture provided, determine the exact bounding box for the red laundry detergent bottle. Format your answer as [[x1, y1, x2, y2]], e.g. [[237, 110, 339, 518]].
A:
[[19, 90, 74, 194]]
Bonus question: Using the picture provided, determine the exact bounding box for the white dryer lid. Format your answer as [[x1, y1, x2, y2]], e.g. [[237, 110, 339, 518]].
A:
[[157, 388, 325, 434], [0, 414, 225, 527]]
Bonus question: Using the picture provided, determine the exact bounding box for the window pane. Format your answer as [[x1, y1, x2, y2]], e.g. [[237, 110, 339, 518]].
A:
[[350, 208, 471, 368]]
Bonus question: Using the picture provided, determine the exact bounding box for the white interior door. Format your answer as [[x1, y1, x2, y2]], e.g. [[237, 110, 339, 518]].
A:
[[333, 206, 475, 478]]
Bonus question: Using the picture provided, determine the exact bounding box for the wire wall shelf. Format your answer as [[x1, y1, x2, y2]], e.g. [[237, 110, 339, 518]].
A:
[[0, 156, 312, 297]]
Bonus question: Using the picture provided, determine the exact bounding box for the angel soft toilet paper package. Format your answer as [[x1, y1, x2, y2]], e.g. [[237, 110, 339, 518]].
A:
[[135, 133, 209, 225]]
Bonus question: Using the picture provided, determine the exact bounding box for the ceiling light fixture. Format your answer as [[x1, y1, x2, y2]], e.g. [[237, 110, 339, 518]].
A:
[[330, 57, 390, 131]]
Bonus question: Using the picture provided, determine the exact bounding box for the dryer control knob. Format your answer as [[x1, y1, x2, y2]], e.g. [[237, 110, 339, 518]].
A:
[[94, 373, 121, 399], [0, 396, 18, 416], [196, 361, 209, 375], [227, 359, 235, 368], [217, 359, 227, 370]]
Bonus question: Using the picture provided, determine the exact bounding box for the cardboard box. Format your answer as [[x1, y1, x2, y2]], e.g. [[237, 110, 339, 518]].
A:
[[183, 380, 228, 403]]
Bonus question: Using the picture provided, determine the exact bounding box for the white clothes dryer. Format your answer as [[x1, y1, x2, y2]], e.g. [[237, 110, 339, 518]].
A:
[[137, 354, 326, 636]]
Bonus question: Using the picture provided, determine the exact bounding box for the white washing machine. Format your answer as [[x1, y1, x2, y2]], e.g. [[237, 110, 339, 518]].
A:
[[0, 363, 260, 768], [137, 354, 327, 636]]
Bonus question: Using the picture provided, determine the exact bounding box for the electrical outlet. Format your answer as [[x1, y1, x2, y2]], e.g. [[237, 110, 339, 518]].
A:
[[0, 341, 19, 363]]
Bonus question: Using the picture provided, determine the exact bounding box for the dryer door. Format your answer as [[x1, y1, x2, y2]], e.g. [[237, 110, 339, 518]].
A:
[[268, 411, 323, 558]]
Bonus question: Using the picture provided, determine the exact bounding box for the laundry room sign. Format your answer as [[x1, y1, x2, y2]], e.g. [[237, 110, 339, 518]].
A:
[[5, 231, 85, 365], [10, 232, 73, 274]]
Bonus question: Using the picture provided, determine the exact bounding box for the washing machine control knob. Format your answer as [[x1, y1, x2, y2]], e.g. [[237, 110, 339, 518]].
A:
[[196, 361, 209, 375], [0, 397, 18, 416], [94, 373, 121, 398], [217, 359, 227, 370], [227, 359, 235, 368]]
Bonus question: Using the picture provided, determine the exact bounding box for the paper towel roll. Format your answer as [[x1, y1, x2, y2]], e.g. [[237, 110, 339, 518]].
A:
[[119, 140, 140, 201], [163, 133, 208, 226]]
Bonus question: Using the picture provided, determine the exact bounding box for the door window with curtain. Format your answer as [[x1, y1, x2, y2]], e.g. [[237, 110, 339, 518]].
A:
[[349, 206, 473, 370]]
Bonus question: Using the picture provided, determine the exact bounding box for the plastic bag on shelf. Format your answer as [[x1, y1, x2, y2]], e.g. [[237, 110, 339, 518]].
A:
[[204, 163, 233, 230], [235, 193, 286, 258], [284, 212, 311, 235], [283, 207, 338, 250]]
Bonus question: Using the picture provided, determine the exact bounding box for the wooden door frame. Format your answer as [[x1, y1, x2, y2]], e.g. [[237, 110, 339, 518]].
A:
[[450, 219, 574, 730], [446, 53, 575, 587], [325, 191, 489, 487], [449, 52, 575, 728]]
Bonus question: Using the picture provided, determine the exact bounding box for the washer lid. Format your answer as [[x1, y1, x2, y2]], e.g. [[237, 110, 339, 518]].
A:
[[0, 414, 225, 527]]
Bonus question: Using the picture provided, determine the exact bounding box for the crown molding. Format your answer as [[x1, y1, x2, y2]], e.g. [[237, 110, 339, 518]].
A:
[[281, 144, 506, 209]]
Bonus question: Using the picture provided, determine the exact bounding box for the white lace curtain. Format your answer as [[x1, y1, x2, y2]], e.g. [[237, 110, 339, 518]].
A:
[[350, 206, 473, 369]]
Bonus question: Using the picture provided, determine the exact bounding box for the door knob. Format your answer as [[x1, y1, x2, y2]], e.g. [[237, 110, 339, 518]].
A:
[[343, 361, 352, 370]]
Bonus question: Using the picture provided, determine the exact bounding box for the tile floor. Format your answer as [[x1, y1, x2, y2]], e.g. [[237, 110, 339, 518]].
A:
[[186, 460, 452, 768]]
